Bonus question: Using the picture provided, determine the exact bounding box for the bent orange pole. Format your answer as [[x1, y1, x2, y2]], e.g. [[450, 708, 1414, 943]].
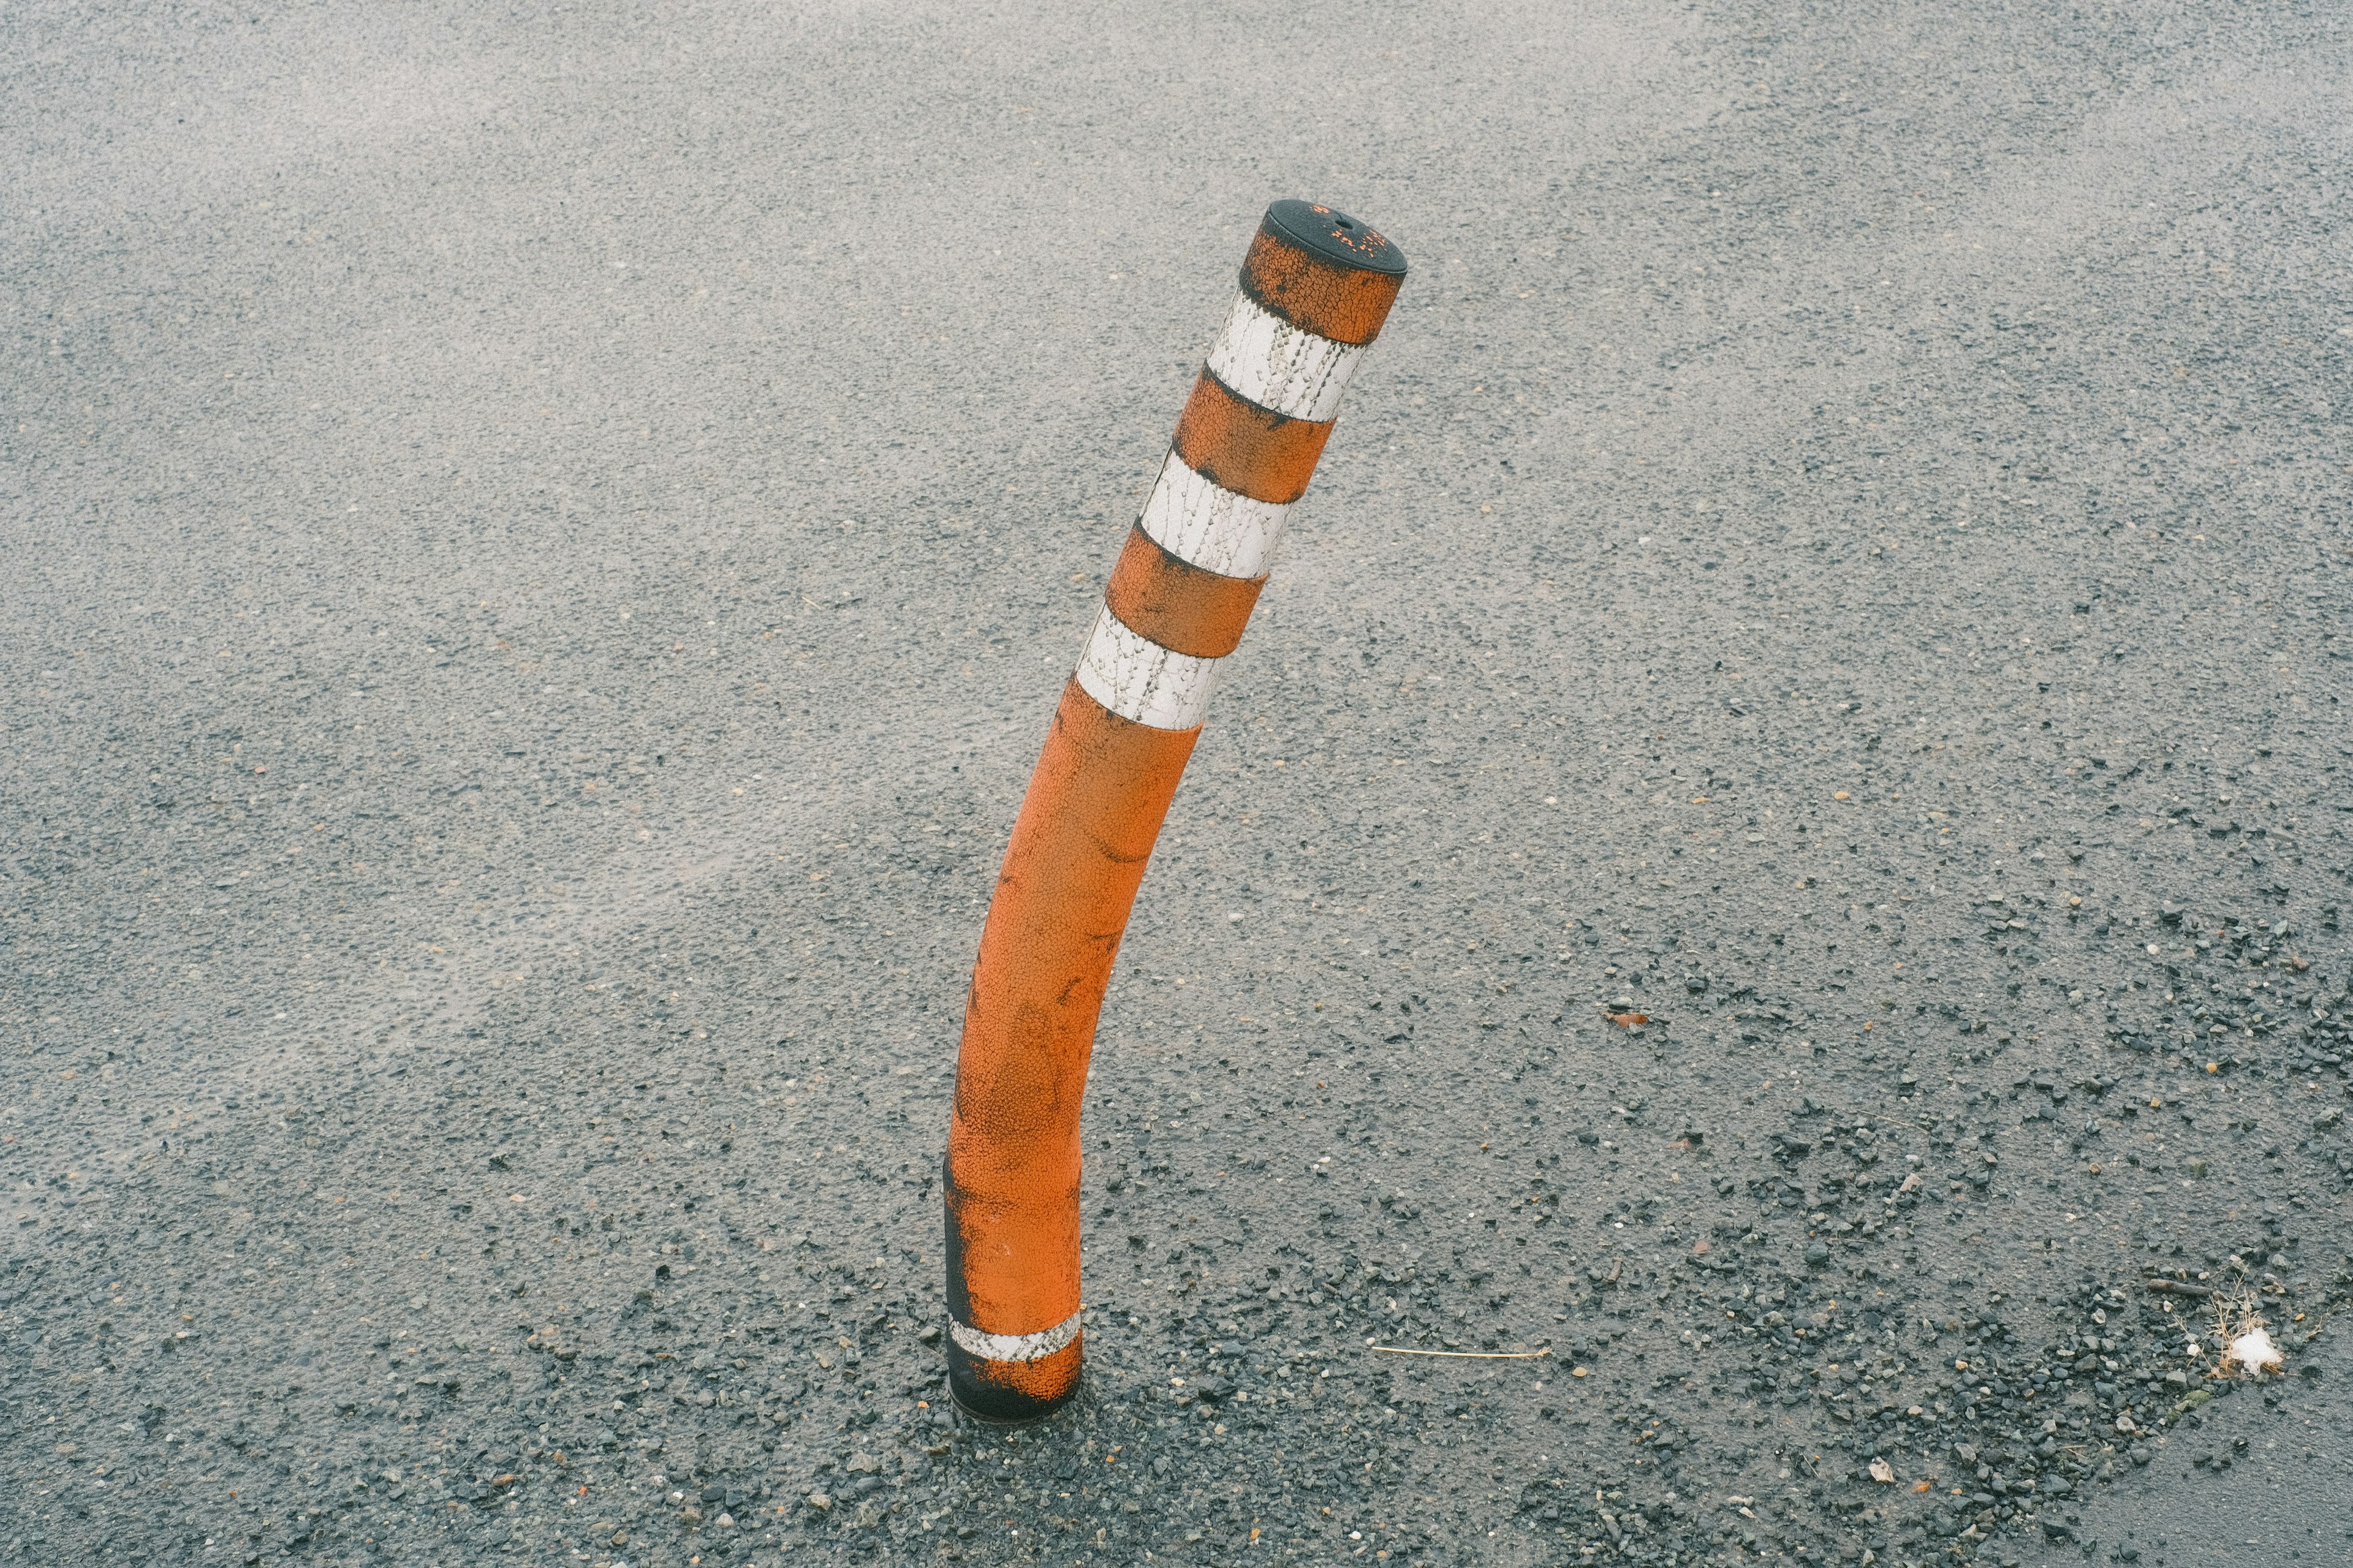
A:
[[944, 200, 1407, 1421]]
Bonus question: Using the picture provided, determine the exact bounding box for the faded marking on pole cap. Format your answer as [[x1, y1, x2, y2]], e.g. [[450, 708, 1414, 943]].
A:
[[1260, 199, 1407, 276], [949, 1308, 1083, 1364]]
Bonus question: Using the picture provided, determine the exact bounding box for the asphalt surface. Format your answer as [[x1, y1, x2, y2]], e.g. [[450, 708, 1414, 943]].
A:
[[5, 2, 2352, 1566]]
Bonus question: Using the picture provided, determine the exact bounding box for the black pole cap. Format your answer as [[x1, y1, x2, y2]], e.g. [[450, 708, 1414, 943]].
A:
[[1260, 200, 1408, 277]]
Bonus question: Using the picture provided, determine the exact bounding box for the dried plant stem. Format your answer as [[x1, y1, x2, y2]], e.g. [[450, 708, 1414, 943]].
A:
[[1367, 1346, 1552, 1360]]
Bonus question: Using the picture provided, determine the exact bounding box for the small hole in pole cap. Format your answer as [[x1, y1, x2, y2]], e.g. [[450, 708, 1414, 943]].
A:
[[1264, 199, 1406, 275]]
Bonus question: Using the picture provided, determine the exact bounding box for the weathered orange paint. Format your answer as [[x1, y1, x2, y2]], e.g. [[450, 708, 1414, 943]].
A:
[[944, 681, 1197, 1418], [1172, 369, 1333, 505], [1102, 525, 1266, 659], [1238, 221, 1406, 346]]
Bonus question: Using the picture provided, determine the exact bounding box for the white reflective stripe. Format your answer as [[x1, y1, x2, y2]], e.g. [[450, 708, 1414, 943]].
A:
[[949, 1309, 1082, 1365], [1135, 450, 1291, 581], [1073, 605, 1219, 732], [1205, 290, 1363, 422]]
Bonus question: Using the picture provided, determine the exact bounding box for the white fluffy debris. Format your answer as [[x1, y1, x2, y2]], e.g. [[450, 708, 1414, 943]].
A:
[[2209, 1281, 2286, 1379], [2224, 1326, 2283, 1377]]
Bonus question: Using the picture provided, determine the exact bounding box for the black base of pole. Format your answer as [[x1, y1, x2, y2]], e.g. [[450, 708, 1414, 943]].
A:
[[945, 1344, 1081, 1425]]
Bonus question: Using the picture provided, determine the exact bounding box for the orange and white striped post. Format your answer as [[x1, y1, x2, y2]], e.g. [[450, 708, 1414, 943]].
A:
[[942, 201, 1407, 1421]]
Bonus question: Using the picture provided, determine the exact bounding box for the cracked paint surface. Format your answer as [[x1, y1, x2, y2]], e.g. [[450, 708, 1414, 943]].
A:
[[1205, 290, 1364, 423], [1135, 449, 1293, 581], [1072, 605, 1219, 732]]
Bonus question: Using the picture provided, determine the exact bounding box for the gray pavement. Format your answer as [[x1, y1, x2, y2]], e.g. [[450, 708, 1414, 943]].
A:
[[4, 2, 2351, 1566]]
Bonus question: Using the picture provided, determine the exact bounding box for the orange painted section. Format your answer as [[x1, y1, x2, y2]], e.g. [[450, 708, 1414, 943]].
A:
[[945, 681, 1198, 1406], [1102, 525, 1267, 659], [1172, 369, 1333, 506], [1240, 227, 1406, 346]]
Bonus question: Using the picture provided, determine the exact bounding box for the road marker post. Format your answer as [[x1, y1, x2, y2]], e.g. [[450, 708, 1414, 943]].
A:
[[943, 201, 1407, 1421]]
